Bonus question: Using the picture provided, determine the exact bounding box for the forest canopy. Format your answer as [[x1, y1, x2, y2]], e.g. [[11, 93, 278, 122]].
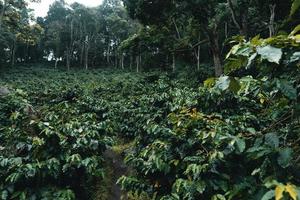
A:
[[0, 0, 299, 200]]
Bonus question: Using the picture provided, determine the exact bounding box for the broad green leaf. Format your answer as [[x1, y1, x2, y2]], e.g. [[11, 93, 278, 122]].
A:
[[290, 0, 300, 16], [257, 45, 283, 64], [235, 137, 246, 153], [247, 53, 257, 68], [228, 77, 241, 94], [290, 25, 300, 36], [277, 148, 293, 168], [261, 190, 275, 200], [276, 79, 297, 100], [212, 194, 226, 200], [216, 76, 231, 91], [226, 44, 240, 59], [215, 76, 241, 93], [1, 191, 8, 200], [294, 34, 300, 43], [265, 133, 279, 148], [290, 52, 300, 63], [204, 77, 216, 88]]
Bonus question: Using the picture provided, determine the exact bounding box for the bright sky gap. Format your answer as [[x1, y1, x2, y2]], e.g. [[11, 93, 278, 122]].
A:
[[28, 0, 104, 17]]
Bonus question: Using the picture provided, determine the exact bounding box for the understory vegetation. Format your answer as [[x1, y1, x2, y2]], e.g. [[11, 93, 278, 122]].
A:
[[1, 0, 300, 200]]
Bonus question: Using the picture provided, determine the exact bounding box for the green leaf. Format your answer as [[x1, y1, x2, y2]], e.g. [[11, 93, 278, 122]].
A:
[[277, 148, 293, 168], [216, 76, 231, 91], [257, 45, 283, 64], [235, 137, 246, 153], [1, 190, 8, 200], [204, 77, 216, 88], [290, 52, 300, 63], [261, 190, 275, 200], [229, 77, 241, 94], [215, 76, 241, 93], [276, 80, 297, 100], [290, 0, 300, 16], [265, 133, 279, 148], [290, 25, 300, 37]]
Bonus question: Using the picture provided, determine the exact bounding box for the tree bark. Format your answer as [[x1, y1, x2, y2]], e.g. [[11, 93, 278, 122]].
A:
[[269, 4, 276, 37], [121, 53, 124, 70], [209, 29, 223, 76], [66, 48, 71, 70], [227, 0, 248, 37], [55, 59, 58, 69], [11, 39, 16, 67], [172, 52, 176, 72], [0, 0, 7, 31], [84, 35, 89, 70], [129, 54, 133, 71], [107, 41, 110, 65], [136, 55, 139, 73], [197, 45, 200, 71]]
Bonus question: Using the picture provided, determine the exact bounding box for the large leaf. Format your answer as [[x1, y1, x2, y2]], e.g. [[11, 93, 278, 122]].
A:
[[290, 0, 300, 16], [261, 190, 275, 200], [290, 52, 300, 63], [265, 133, 279, 148], [257, 45, 283, 64], [215, 76, 241, 93], [276, 79, 297, 100], [277, 148, 293, 168]]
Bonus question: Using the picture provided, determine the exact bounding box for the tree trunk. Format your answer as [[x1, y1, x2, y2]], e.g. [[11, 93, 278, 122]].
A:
[[121, 53, 124, 70], [11, 39, 16, 67], [66, 48, 70, 70], [139, 54, 142, 71], [172, 52, 176, 72], [227, 0, 248, 37], [269, 4, 276, 37], [129, 54, 133, 71], [84, 35, 89, 70], [0, 0, 7, 31], [209, 29, 223, 76], [197, 45, 200, 71], [55, 59, 58, 69], [136, 55, 139, 73], [80, 45, 84, 65], [107, 42, 110, 65]]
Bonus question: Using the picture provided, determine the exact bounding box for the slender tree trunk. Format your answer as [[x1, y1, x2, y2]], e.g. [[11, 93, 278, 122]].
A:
[[269, 4, 276, 37], [121, 53, 124, 70], [107, 42, 110, 65], [209, 29, 223, 76], [129, 54, 133, 71], [136, 55, 139, 73], [55, 59, 58, 69], [11, 39, 16, 67], [172, 52, 176, 72], [139, 54, 142, 71], [115, 51, 118, 68], [80, 45, 84, 65], [0, 0, 7, 31], [66, 48, 70, 70], [227, 0, 248, 37], [84, 35, 89, 70], [26, 42, 29, 63], [225, 22, 228, 39], [197, 45, 200, 71]]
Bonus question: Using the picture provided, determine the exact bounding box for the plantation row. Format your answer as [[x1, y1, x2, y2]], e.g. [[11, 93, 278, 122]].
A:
[[0, 28, 300, 200]]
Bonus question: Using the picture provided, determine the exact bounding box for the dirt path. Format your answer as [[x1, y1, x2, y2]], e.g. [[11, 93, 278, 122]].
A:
[[102, 149, 128, 200]]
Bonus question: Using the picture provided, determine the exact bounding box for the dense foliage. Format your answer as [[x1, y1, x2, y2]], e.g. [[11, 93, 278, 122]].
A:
[[0, 0, 300, 200], [117, 25, 300, 200]]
